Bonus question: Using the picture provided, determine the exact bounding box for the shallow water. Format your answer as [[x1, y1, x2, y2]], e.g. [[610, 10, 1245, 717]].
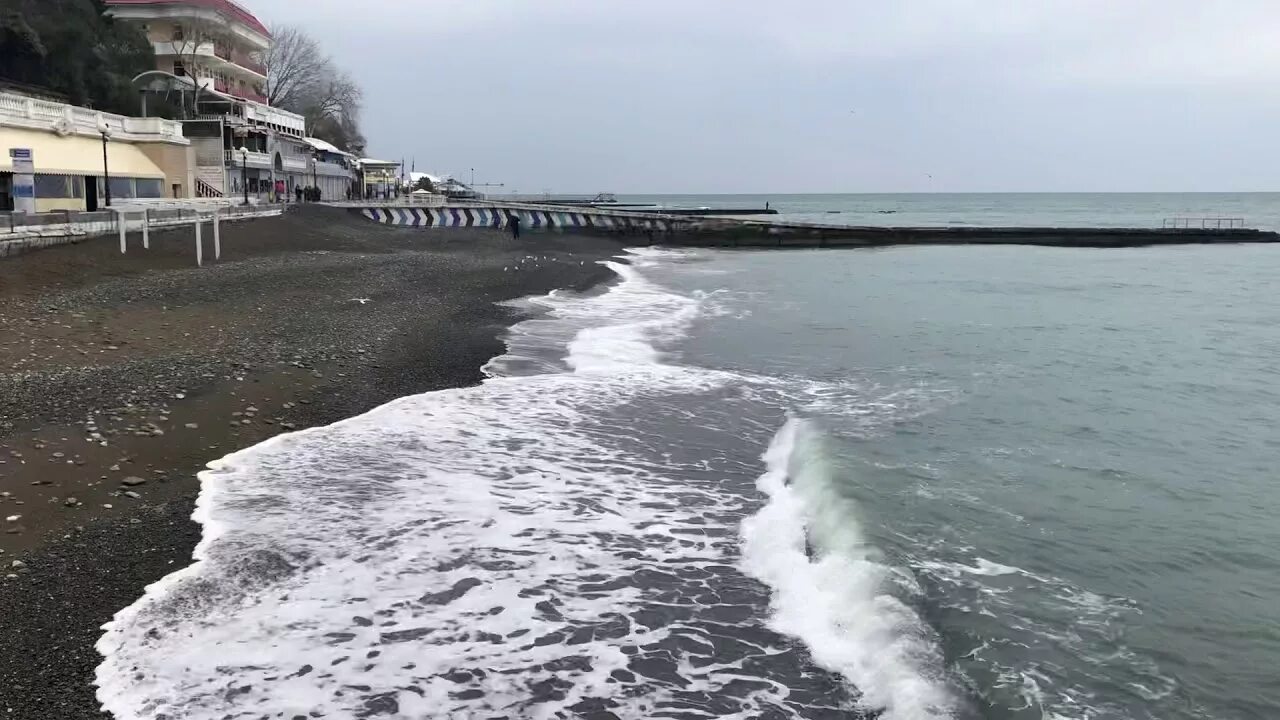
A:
[[97, 243, 1280, 719]]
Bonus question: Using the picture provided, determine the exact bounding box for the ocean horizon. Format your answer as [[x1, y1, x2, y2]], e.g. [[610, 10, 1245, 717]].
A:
[[600, 192, 1280, 231]]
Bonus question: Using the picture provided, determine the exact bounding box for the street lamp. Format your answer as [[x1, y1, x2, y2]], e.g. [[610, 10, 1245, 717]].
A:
[[97, 119, 113, 207], [234, 126, 249, 206], [240, 148, 249, 205]]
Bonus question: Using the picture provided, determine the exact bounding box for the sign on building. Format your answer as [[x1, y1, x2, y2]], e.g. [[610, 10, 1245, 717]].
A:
[[9, 148, 35, 214]]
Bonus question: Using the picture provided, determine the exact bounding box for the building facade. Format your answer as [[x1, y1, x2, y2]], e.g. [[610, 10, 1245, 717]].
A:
[[0, 91, 193, 212], [303, 137, 358, 201], [107, 0, 271, 105], [359, 159, 401, 200], [107, 0, 355, 202]]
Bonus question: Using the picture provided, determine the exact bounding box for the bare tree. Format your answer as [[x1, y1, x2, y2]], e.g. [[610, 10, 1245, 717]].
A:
[[264, 23, 366, 152], [263, 24, 329, 109], [300, 70, 360, 124], [167, 16, 224, 116]]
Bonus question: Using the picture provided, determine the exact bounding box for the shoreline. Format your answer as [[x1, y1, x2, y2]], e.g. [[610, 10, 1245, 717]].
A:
[[0, 207, 624, 719]]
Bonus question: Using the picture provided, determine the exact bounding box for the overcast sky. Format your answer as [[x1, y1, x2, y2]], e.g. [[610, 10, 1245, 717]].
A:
[[249, 0, 1280, 194]]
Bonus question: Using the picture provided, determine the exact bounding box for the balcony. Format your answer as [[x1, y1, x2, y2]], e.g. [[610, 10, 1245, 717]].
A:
[[0, 91, 187, 145], [154, 40, 266, 80], [229, 87, 269, 105], [281, 156, 308, 172], [314, 160, 354, 177], [225, 148, 273, 170], [232, 49, 268, 76], [242, 100, 306, 135]]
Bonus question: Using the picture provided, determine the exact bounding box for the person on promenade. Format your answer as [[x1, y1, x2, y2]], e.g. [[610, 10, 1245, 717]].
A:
[[296, 185, 304, 203], [510, 213, 521, 239]]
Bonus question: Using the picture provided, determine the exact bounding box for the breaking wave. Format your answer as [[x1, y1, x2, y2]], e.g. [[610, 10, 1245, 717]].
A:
[[96, 249, 960, 719]]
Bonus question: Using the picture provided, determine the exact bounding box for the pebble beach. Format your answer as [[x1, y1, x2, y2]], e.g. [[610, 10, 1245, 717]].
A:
[[0, 206, 623, 719]]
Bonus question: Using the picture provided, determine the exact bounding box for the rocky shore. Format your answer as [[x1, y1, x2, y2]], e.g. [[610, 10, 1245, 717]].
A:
[[0, 206, 624, 719]]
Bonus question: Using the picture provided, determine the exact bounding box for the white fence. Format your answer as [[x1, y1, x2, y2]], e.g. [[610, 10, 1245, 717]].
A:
[[0, 202, 281, 261]]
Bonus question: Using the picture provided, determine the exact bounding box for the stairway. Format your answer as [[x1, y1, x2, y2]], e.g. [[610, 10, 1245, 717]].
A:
[[195, 178, 223, 198], [195, 166, 225, 198]]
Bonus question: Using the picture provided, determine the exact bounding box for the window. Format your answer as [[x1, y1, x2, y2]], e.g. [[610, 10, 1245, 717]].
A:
[[34, 174, 74, 198], [173, 61, 186, 77], [108, 177, 136, 199], [135, 179, 163, 198], [172, 26, 184, 41]]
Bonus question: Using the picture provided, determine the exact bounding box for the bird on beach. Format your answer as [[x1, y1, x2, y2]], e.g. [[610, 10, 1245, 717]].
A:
[[349, 298, 372, 304]]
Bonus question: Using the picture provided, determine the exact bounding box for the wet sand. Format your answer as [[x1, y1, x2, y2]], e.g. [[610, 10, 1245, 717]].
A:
[[0, 206, 624, 719]]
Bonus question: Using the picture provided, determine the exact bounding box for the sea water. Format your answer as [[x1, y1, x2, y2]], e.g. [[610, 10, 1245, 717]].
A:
[[97, 241, 1280, 719], [616, 192, 1280, 231]]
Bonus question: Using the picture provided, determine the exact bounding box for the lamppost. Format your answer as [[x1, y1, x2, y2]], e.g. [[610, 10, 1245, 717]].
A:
[[240, 148, 249, 205], [97, 119, 113, 207], [234, 126, 249, 206]]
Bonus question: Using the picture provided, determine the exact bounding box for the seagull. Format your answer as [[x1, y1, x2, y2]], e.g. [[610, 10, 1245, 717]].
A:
[[349, 298, 372, 305]]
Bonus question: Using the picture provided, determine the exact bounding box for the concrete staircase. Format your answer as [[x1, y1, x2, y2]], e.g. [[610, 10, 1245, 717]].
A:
[[195, 166, 225, 197]]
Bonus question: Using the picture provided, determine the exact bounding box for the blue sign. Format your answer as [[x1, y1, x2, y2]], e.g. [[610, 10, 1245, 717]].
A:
[[9, 147, 36, 212]]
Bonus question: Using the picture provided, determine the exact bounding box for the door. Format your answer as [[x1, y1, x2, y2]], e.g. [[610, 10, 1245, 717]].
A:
[[85, 176, 98, 212]]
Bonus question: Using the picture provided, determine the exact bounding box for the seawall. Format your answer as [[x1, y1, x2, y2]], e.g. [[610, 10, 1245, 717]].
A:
[[349, 203, 1280, 248]]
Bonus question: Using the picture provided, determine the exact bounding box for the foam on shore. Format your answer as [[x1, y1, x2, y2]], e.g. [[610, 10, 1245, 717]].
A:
[[96, 249, 960, 719]]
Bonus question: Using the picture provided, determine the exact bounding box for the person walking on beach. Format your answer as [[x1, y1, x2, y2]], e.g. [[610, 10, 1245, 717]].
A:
[[510, 213, 521, 239]]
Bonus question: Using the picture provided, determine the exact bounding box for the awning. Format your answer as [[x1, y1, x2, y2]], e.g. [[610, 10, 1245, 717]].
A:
[[303, 136, 352, 156], [0, 127, 166, 178]]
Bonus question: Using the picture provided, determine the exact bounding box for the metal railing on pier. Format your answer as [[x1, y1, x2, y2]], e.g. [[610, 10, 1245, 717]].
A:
[[1162, 217, 1246, 229]]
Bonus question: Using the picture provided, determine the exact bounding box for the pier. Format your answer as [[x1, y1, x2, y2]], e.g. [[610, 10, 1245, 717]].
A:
[[349, 202, 1279, 247]]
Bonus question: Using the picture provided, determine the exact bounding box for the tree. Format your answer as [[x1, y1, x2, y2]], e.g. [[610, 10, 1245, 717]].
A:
[[301, 70, 360, 127], [413, 175, 435, 193], [166, 16, 226, 116], [309, 112, 366, 156], [0, 12, 47, 83], [263, 25, 327, 109], [264, 23, 366, 153], [0, 0, 153, 115]]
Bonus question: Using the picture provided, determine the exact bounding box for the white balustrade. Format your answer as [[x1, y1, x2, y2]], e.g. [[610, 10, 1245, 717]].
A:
[[0, 91, 186, 144]]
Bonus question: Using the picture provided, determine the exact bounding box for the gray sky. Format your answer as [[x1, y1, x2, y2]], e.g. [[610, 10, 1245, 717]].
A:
[[249, 0, 1280, 194]]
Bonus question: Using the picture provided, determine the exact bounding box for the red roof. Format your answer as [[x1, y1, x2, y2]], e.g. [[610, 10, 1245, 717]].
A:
[[105, 0, 271, 39]]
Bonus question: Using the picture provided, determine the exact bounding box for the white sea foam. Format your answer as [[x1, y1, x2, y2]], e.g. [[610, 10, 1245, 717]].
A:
[[96, 248, 958, 719], [740, 418, 960, 720]]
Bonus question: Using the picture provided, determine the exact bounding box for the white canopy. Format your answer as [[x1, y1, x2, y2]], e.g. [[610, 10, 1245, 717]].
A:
[[302, 136, 352, 157]]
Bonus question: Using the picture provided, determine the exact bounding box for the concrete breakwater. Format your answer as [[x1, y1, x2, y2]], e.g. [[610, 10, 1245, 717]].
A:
[[352, 203, 1280, 247]]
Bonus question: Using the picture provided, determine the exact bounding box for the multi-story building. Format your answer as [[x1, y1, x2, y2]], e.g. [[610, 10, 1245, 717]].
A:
[[105, 0, 355, 201], [303, 137, 359, 201], [0, 90, 194, 212], [108, 0, 272, 107]]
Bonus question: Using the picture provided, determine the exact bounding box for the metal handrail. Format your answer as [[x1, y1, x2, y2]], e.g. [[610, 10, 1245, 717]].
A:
[[1161, 217, 1247, 229]]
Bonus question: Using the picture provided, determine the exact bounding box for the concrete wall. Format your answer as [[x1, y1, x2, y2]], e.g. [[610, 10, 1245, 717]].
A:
[[137, 142, 196, 198], [35, 197, 84, 213], [359, 206, 675, 233], [191, 137, 224, 167], [190, 137, 227, 194]]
